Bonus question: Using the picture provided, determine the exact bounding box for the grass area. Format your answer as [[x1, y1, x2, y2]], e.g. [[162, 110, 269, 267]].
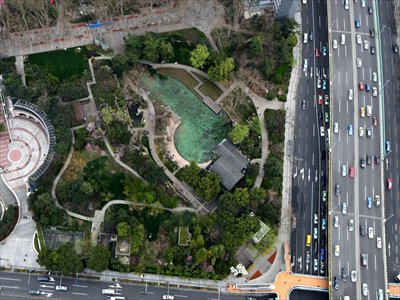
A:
[[220, 88, 256, 124], [62, 151, 101, 182], [27, 47, 89, 81], [178, 226, 190, 246], [157, 68, 198, 89], [198, 80, 223, 101]]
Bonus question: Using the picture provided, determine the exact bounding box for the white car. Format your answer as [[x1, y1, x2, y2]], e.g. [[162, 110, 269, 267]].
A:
[[304, 58, 308, 71], [377, 237, 382, 248], [163, 295, 175, 300], [356, 34, 362, 44], [348, 219, 354, 231], [55, 286, 68, 291], [357, 58, 362, 68], [342, 202, 347, 215], [367, 105, 372, 116], [351, 270, 357, 282], [334, 122, 339, 133], [375, 195, 381, 206], [359, 126, 364, 137], [320, 126, 325, 137], [364, 40, 369, 50], [334, 216, 339, 228], [341, 164, 347, 176], [373, 87, 378, 96], [373, 72, 378, 82], [335, 245, 340, 256], [348, 89, 353, 100], [333, 39, 338, 49], [363, 283, 369, 296], [314, 214, 318, 224], [317, 78, 322, 88], [368, 227, 374, 239], [361, 0, 366, 8]]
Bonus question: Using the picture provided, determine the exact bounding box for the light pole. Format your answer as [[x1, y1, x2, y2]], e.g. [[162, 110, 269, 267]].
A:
[[383, 149, 392, 159], [28, 269, 32, 286], [383, 214, 394, 223], [329, 204, 340, 216], [59, 273, 63, 287], [329, 139, 340, 153]]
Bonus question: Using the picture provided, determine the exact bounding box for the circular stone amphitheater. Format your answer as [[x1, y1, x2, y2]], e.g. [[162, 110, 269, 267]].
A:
[[0, 95, 55, 192]]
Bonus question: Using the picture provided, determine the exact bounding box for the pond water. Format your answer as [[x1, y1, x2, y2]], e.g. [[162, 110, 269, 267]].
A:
[[128, 102, 143, 126], [141, 74, 231, 163]]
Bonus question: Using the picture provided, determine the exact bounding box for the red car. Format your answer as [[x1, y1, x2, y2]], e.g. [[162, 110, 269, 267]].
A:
[[315, 48, 320, 58], [318, 94, 323, 105], [349, 166, 355, 178], [387, 178, 392, 190], [372, 116, 378, 127], [359, 82, 365, 90]]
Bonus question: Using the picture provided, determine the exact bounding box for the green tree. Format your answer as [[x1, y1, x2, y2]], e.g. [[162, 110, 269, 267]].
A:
[[131, 224, 145, 254], [38, 243, 84, 275], [286, 32, 298, 48], [195, 247, 208, 264], [29, 192, 66, 226], [143, 33, 159, 62], [101, 107, 115, 125], [190, 44, 210, 69], [116, 222, 131, 239], [208, 57, 235, 81], [229, 124, 249, 144], [196, 172, 221, 201], [159, 41, 174, 62], [0, 123, 5, 133], [125, 33, 144, 56], [111, 53, 133, 77], [87, 244, 111, 272], [249, 36, 264, 57], [80, 181, 94, 197], [260, 59, 275, 81]]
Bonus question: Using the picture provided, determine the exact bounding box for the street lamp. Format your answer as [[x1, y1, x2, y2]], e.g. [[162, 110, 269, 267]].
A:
[[329, 204, 340, 215], [383, 149, 392, 159], [383, 214, 394, 223], [329, 140, 340, 153]]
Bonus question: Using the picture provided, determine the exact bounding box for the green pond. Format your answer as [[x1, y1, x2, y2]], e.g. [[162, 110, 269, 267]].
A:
[[142, 74, 231, 163]]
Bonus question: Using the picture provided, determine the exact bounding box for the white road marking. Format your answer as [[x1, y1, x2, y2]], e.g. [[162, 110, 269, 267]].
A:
[[72, 284, 88, 288], [345, 72, 348, 85], [73, 292, 88, 296], [0, 278, 21, 281], [0, 285, 20, 289]]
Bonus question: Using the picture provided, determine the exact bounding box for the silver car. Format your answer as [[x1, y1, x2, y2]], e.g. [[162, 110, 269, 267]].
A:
[[362, 283, 369, 296], [342, 202, 347, 215]]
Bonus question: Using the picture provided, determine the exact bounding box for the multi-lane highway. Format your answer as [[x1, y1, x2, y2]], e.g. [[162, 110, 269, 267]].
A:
[[376, 0, 400, 284], [0, 271, 246, 300], [329, 0, 386, 299], [290, 0, 329, 277]]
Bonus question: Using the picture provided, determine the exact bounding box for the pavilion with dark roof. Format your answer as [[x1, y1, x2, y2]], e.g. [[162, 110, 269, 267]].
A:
[[209, 139, 250, 191]]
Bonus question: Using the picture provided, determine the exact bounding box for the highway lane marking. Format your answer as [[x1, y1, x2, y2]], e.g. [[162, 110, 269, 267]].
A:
[[345, 45, 347, 58], [0, 278, 21, 281], [0, 285, 20, 289], [174, 295, 189, 298], [362, 67, 365, 80], [319, 16, 321, 28], [345, 72, 348, 85], [339, 100, 341, 113], [343, 18, 346, 31], [366, 14, 369, 27], [72, 292, 88, 296], [374, 254, 377, 271], [72, 284, 88, 288]]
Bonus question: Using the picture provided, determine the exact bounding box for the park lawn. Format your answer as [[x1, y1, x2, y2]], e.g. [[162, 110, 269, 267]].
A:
[[62, 150, 101, 182], [27, 47, 89, 81]]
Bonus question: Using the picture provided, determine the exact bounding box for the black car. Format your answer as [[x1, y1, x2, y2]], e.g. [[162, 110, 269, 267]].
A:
[[321, 149, 326, 160], [341, 267, 348, 281], [360, 224, 367, 236], [394, 44, 399, 53], [321, 175, 326, 186], [370, 46, 375, 54], [319, 111, 323, 120], [375, 155, 380, 165], [368, 6, 373, 14], [335, 184, 341, 196], [301, 99, 306, 110], [370, 28, 375, 38], [314, 241, 318, 254], [360, 158, 366, 169], [333, 276, 339, 290], [309, 31, 313, 41]]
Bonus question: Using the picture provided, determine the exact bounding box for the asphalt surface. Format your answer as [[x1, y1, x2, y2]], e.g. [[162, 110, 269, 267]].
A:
[[0, 271, 247, 300], [289, 289, 328, 300], [290, 0, 329, 277], [329, 0, 386, 299], [376, 0, 400, 284]]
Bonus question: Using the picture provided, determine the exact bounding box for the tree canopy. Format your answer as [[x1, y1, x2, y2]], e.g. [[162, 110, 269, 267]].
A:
[[208, 57, 235, 82], [87, 244, 111, 272], [190, 44, 210, 69]]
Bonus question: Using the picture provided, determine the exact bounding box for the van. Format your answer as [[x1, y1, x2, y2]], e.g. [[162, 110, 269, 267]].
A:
[[303, 32, 308, 44], [102, 289, 120, 295], [341, 34, 346, 45], [306, 234, 311, 247]]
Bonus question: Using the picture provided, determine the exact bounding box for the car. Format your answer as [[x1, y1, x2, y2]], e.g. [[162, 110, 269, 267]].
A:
[[334, 215, 339, 228], [322, 190, 327, 202], [334, 122, 339, 133], [360, 106, 365, 117], [377, 237, 382, 249], [368, 6, 373, 14], [322, 79, 327, 90], [349, 165, 355, 178], [303, 58, 308, 70], [386, 141, 391, 152], [364, 40, 369, 50], [362, 283, 369, 296], [387, 178, 393, 190], [320, 261, 325, 275], [367, 105, 372, 116], [395, 273, 400, 282], [321, 148, 326, 160], [321, 175, 326, 186], [314, 214, 318, 224], [375, 155, 380, 165], [360, 224, 366, 236], [365, 83, 370, 92], [359, 82, 365, 90], [313, 258, 318, 273], [373, 72, 378, 82], [318, 93, 323, 104], [356, 34, 362, 44], [357, 57, 362, 67], [359, 126, 364, 137], [320, 126, 325, 137], [29, 290, 41, 295], [370, 45, 375, 54], [322, 46, 327, 56], [368, 227, 374, 238], [374, 195, 380, 207], [348, 124, 353, 136], [317, 78, 322, 89], [333, 39, 338, 49], [324, 112, 329, 123], [301, 99, 306, 110], [309, 31, 313, 41], [324, 95, 329, 105], [373, 86, 378, 96], [333, 276, 339, 290], [361, 253, 368, 265], [321, 218, 326, 230], [378, 289, 384, 300], [360, 158, 366, 169], [55, 285, 68, 291], [348, 219, 354, 231], [355, 19, 360, 28], [335, 184, 341, 196], [367, 196, 372, 208], [303, 32, 308, 43], [163, 295, 175, 300], [348, 88, 353, 100], [320, 248, 325, 261], [366, 127, 371, 138], [341, 164, 347, 176], [370, 28, 376, 38], [306, 251, 311, 264], [394, 44, 399, 53], [372, 116, 378, 126], [341, 33, 346, 45], [335, 245, 340, 256], [342, 202, 347, 215], [341, 267, 349, 281], [315, 48, 320, 57], [368, 153, 374, 163], [351, 270, 357, 282], [361, 0, 366, 7], [313, 241, 318, 253], [313, 227, 318, 239]]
